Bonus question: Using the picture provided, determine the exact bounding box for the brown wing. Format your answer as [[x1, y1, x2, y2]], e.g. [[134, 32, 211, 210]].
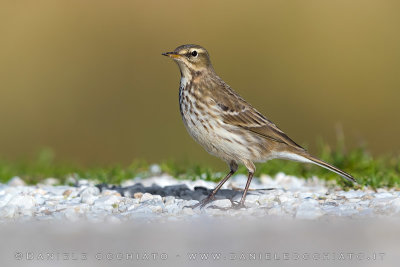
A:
[[210, 80, 305, 150]]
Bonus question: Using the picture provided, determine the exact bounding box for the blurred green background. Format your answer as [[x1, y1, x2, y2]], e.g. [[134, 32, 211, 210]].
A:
[[0, 0, 399, 168]]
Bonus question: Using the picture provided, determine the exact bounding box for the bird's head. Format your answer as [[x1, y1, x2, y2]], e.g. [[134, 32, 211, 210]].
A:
[[162, 44, 214, 77]]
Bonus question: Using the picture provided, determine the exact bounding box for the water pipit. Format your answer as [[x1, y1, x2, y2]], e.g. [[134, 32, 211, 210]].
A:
[[162, 44, 356, 209]]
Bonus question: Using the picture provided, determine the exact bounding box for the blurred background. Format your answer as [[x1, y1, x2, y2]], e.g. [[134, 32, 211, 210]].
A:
[[0, 0, 399, 168]]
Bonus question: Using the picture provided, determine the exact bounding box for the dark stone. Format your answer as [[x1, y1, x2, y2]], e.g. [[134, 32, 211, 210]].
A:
[[95, 182, 261, 201]]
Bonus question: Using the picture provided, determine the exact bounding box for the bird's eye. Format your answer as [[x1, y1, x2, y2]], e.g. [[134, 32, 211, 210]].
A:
[[191, 50, 198, 57]]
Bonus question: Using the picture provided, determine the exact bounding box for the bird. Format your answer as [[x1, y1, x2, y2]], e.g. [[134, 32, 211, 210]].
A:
[[162, 44, 356, 209]]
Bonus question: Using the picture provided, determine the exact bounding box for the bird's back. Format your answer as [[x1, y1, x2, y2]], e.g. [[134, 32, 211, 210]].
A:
[[206, 75, 306, 151]]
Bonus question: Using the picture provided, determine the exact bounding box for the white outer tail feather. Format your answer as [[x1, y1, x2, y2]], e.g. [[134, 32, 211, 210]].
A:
[[274, 152, 356, 183]]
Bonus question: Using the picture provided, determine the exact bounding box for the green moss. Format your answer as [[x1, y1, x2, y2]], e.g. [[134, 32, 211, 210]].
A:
[[0, 141, 399, 189]]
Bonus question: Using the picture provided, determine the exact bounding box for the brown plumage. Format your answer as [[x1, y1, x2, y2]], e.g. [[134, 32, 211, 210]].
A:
[[163, 44, 356, 209]]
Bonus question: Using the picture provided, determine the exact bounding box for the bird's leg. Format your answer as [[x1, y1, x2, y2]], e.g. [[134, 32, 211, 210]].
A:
[[185, 162, 238, 209], [232, 161, 255, 209], [232, 171, 254, 209], [185, 170, 234, 209]]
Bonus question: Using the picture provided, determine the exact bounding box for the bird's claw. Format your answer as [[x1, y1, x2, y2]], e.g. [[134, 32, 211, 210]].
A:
[[183, 196, 215, 209], [231, 201, 246, 209]]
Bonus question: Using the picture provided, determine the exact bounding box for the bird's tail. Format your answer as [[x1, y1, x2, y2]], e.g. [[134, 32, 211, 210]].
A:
[[301, 154, 356, 183]]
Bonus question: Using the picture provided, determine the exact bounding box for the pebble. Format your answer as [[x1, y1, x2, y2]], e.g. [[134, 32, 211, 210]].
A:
[[63, 189, 73, 197], [244, 194, 260, 203], [149, 164, 162, 175], [41, 178, 60, 186], [82, 195, 97, 205], [7, 176, 26, 187], [80, 186, 100, 196], [140, 193, 153, 202], [94, 195, 120, 210], [182, 207, 195, 215], [8, 195, 36, 210], [0, 194, 13, 208], [374, 192, 394, 199], [0, 174, 399, 222], [211, 199, 232, 209], [133, 192, 143, 199], [80, 187, 101, 205], [338, 190, 365, 199], [0, 206, 16, 218]]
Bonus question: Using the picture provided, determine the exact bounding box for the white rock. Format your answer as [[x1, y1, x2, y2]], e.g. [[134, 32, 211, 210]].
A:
[[140, 193, 153, 202], [149, 164, 162, 175], [8, 194, 36, 210], [374, 192, 394, 199], [80, 187, 100, 204], [245, 194, 260, 203], [82, 195, 98, 205], [370, 198, 393, 208], [136, 174, 178, 188], [7, 177, 26, 187], [77, 179, 96, 186], [165, 204, 180, 214], [94, 195, 120, 207], [339, 190, 365, 199], [337, 207, 359, 216], [211, 199, 232, 209], [358, 200, 370, 206], [278, 194, 292, 203], [149, 205, 163, 213], [180, 200, 198, 208], [127, 203, 139, 211], [258, 194, 276, 205], [118, 204, 128, 212], [0, 206, 16, 218], [42, 178, 60, 186], [101, 190, 120, 196], [80, 186, 100, 197], [121, 179, 136, 187], [298, 192, 314, 199], [204, 208, 225, 216], [151, 195, 163, 202], [232, 193, 258, 204], [34, 195, 46, 205], [164, 196, 175, 206], [0, 194, 14, 208], [34, 188, 48, 195], [268, 206, 283, 216], [65, 176, 77, 185], [182, 207, 195, 215], [128, 206, 153, 215]]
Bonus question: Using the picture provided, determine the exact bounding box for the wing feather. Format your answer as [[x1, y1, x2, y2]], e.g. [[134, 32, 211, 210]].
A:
[[209, 79, 305, 150]]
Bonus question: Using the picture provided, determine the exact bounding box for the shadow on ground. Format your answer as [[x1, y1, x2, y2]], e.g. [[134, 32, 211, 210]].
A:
[[96, 183, 275, 201]]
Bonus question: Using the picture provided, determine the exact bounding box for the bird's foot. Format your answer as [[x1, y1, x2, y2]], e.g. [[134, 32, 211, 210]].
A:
[[231, 201, 247, 210], [184, 196, 215, 209]]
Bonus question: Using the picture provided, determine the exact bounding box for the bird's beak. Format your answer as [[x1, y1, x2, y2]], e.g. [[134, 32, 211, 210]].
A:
[[162, 51, 181, 59]]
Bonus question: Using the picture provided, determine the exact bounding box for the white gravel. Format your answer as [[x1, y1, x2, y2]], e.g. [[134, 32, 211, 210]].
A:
[[1, 172, 400, 223]]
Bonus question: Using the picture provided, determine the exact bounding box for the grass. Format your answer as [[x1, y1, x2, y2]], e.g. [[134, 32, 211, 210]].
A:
[[0, 139, 399, 189]]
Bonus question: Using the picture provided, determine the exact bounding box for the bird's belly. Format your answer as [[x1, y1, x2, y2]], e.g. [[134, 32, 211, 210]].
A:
[[180, 108, 266, 162], [181, 110, 220, 156]]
